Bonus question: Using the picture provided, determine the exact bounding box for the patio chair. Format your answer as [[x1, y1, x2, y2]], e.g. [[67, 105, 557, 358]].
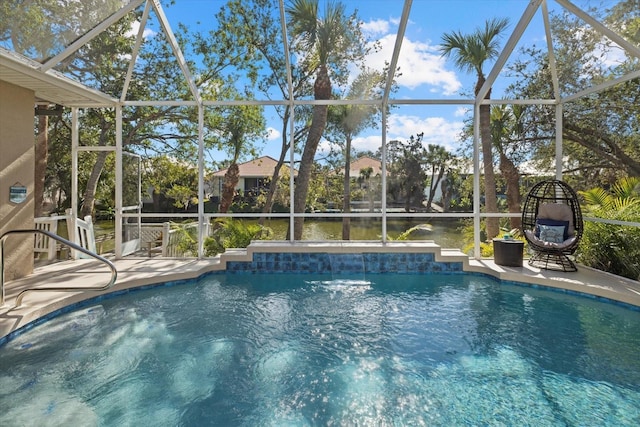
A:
[[34, 216, 59, 260], [521, 180, 584, 272], [64, 209, 97, 259]]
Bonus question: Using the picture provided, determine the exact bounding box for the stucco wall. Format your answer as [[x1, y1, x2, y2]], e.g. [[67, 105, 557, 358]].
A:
[[0, 80, 35, 280]]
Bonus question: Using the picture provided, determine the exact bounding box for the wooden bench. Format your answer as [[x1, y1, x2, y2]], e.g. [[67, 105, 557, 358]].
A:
[[33, 216, 59, 260]]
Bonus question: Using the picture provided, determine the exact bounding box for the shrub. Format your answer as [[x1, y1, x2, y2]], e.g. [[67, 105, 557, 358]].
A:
[[204, 218, 273, 256], [578, 177, 640, 281]]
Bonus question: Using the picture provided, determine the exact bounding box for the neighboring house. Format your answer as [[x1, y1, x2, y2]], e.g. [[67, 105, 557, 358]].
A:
[[209, 156, 297, 200], [348, 156, 384, 178]]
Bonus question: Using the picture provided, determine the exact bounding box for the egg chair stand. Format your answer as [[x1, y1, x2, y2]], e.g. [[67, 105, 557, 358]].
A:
[[521, 180, 583, 272], [527, 247, 578, 272]]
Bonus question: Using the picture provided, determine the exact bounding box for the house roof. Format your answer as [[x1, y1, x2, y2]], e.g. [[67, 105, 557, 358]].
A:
[[349, 156, 384, 177], [211, 155, 297, 178]]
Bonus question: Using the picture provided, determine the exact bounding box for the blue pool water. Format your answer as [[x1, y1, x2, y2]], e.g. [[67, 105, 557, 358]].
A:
[[0, 273, 639, 426]]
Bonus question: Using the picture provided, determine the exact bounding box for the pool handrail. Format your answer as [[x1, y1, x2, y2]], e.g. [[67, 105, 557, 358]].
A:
[[0, 229, 117, 307]]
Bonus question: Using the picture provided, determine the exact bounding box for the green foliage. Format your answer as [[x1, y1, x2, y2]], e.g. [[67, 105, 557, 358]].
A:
[[386, 135, 428, 210], [173, 223, 199, 257], [143, 156, 199, 211], [389, 224, 433, 241], [459, 218, 526, 257], [505, 5, 640, 187], [577, 177, 640, 280], [386, 134, 454, 213], [204, 218, 273, 257]]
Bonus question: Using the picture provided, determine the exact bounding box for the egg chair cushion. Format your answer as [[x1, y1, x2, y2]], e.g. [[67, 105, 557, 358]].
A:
[[535, 218, 570, 241], [537, 203, 575, 236], [525, 230, 578, 249]]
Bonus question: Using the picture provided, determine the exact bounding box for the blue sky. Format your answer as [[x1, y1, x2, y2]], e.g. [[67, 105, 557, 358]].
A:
[[159, 0, 571, 162]]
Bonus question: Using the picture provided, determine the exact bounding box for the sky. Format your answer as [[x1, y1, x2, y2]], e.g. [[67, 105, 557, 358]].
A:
[[156, 0, 598, 164]]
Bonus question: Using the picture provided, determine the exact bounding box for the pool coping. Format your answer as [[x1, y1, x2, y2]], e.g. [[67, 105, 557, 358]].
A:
[[2, 241, 639, 342]]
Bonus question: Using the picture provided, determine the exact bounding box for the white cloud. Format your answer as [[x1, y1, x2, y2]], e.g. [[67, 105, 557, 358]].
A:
[[361, 19, 390, 37], [316, 113, 465, 157], [387, 114, 464, 152], [126, 21, 156, 39], [352, 134, 384, 153], [598, 42, 627, 68], [389, 16, 402, 27], [454, 106, 469, 117], [317, 135, 381, 158], [574, 26, 628, 74], [365, 34, 461, 95], [266, 127, 281, 141]]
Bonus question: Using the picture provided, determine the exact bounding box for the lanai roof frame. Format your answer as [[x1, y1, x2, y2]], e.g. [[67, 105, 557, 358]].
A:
[[0, 0, 638, 259]]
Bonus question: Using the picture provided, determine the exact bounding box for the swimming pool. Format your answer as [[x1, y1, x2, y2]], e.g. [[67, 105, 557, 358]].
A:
[[1, 272, 639, 426]]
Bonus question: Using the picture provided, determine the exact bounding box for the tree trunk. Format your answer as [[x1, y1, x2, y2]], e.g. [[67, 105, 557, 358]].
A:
[[499, 152, 522, 230], [258, 160, 282, 224], [259, 111, 290, 225], [342, 135, 352, 240], [34, 115, 48, 217], [477, 77, 499, 240], [290, 65, 331, 240], [441, 178, 452, 212], [219, 163, 240, 213], [404, 189, 412, 213], [80, 151, 109, 218], [426, 167, 445, 212]]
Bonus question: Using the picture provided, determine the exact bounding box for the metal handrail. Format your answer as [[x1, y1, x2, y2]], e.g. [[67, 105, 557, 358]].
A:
[[1, 229, 117, 307]]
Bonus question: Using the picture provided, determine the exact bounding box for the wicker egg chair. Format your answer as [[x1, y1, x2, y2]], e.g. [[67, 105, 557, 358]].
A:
[[521, 180, 584, 272]]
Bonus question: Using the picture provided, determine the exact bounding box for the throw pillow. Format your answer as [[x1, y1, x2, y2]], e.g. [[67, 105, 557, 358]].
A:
[[535, 218, 569, 241], [538, 224, 566, 243], [538, 203, 575, 236]]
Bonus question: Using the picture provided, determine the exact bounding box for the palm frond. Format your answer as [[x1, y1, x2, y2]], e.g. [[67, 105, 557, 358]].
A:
[[611, 197, 640, 214], [478, 17, 510, 56], [611, 176, 640, 200], [439, 18, 509, 77], [286, 0, 319, 50], [579, 187, 612, 209]]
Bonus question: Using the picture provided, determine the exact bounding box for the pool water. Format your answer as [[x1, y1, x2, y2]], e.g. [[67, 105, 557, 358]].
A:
[[1, 273, 639, 426]]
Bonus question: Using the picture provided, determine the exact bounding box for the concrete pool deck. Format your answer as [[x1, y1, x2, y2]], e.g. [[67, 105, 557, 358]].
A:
[[2, 241, 640, 341]]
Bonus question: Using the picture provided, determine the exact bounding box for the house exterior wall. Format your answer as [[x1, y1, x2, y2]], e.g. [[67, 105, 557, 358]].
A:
[[209, 176, 246, 199], [0, 80, 35, 280]]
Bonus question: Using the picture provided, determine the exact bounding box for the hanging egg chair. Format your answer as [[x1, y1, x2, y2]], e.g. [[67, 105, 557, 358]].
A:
[[521, 180, 583, 272]]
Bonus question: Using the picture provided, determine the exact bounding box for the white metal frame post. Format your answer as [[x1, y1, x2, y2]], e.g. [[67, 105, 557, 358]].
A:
[[555, 104, 563, 180], [197, 104, 205, 258], [115, 105, 123, 258], [70, 108, 79, 244], [472, 104, 481, 259]]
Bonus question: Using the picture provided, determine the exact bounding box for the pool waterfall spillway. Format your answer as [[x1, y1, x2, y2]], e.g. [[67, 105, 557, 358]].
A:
[[220, 241, 466, 276]]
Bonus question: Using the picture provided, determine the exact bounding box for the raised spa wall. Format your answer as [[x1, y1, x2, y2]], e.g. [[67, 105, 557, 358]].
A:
[[209, 241, 478, 278]]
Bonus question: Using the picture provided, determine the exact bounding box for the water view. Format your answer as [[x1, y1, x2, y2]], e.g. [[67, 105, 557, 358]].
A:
[[255, 218, 465, 247]]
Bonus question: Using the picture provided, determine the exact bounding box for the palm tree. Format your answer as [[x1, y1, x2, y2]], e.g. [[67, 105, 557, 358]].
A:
[[286, 0, 354, 240], [440, 18, 509, 240], [327, 70, 384, 239]]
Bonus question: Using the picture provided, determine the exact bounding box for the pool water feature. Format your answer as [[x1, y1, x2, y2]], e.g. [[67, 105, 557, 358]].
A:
[[0, 272, 639, 426]]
